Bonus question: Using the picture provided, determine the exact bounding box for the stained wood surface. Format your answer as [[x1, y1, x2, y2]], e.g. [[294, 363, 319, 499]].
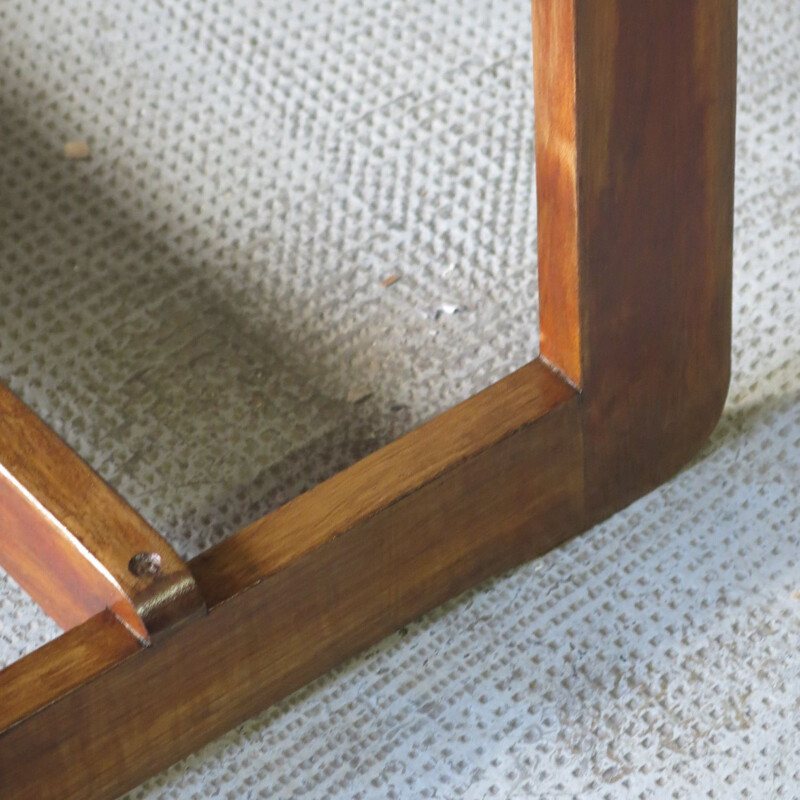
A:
[[0, 1, 738, 797], [577, 0, 737, 516], [192, 358, 577, 605], [0, 359, 582, 800], [533, 0, 581, 387], [0, 383, 203, 639], [0, 610, 141, 736], [534, 0, 737, 517]]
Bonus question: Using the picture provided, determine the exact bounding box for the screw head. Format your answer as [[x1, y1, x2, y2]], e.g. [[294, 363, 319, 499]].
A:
[[128, 552, 162, 578]]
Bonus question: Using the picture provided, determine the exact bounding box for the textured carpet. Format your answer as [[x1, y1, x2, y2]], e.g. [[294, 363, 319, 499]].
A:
[[1, 0, 799, 797]]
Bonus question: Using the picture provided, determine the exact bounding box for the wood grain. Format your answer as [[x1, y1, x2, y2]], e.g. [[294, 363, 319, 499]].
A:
[[0, 383, 204, 639], [0, 359, 582, 800], [0, 610, 141, 736], [532, 0, 737, 518], [576, 0, 737, 518], [192, 358, 578, 605], [532, 0, 581, 387], [0, 2, 738, 796]]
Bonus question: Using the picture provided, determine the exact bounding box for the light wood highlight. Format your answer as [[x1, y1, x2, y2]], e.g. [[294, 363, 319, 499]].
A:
[[0, 384, 203, 640], [533, 0, 581, 387]]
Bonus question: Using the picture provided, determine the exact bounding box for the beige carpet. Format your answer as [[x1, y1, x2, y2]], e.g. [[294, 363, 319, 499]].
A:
[[1, 0, 799, 797]]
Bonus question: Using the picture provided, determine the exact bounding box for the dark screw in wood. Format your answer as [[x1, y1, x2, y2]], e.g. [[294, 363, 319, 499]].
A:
[[128, 552, 162, 578]]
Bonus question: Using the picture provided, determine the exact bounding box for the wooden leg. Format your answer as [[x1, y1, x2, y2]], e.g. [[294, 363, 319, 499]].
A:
[[534, 0, 737, 517], [0, 1, 737, 797]]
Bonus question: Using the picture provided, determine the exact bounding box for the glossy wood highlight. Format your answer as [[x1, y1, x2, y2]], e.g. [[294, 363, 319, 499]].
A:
[[0, 384, 203, 640], [533, 0, 581, 387]]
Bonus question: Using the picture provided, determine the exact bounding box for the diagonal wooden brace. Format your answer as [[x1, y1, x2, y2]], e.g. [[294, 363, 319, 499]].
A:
[[0, 383, 204, 641]]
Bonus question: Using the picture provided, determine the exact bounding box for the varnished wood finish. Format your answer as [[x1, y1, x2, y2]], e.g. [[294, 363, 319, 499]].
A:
[[533, 0, 581, 387], [0, 610, 141, 736], [1, 361, 582, 799], [0, 384, 203, 640], [534, 0, 737, 517], [575, 0, 737, 517], [192, 359, 579, 605], [0, 2, 737, 797]]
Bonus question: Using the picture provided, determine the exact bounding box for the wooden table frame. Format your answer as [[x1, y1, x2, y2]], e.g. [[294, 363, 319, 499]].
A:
[[0, 2, 737, 797]]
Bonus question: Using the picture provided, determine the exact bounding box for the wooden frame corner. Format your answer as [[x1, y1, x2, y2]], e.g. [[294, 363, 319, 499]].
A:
[[0, 2, 737, 797]]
